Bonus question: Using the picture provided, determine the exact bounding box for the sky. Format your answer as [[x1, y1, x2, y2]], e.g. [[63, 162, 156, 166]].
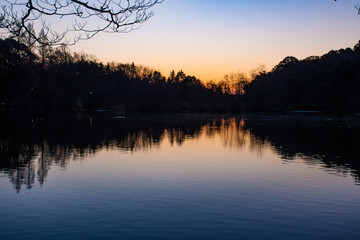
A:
[[71, 0, 360, 82]]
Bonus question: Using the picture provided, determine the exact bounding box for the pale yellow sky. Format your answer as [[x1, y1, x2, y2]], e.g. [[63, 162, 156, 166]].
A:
[[71, 0, 360, 82]]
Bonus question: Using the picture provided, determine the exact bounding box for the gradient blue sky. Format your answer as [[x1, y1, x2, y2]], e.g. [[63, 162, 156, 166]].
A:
[[72, 0, 360, 81]]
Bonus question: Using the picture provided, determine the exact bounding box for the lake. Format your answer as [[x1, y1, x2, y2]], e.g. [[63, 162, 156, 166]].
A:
[[0, 113, 360, 240]]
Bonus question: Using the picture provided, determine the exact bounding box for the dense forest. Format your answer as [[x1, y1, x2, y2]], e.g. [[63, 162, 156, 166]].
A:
[[0, 38, 360, 114], [0, 38, 240, 113], [245, 41, 360, 113]]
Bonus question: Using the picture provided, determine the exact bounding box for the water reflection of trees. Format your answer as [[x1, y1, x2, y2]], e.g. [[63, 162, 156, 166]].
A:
[[1, 114, 359, 191], [0, 114, 211, 191], [242, 119, 360, 184]]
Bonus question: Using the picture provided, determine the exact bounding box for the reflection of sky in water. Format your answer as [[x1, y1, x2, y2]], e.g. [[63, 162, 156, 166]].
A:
[[1, 116, 360, 239]]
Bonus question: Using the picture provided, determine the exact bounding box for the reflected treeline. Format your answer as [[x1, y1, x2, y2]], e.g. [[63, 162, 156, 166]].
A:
[[1, 114, 359, 191], [0, 113, 216, 191], [241, 116, 360, 184]]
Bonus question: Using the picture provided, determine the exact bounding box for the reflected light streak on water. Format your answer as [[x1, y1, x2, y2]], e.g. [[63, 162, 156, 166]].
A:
[[0, 114, 360, 240]]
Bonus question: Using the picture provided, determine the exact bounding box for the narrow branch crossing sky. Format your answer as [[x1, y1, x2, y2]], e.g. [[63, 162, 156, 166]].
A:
[[71, 0, 360, 81]]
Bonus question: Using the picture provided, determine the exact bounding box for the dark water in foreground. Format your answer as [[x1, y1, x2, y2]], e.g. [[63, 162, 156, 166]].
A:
[[0, 113, 360, 240]]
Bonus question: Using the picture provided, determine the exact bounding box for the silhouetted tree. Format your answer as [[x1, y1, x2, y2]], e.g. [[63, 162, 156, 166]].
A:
[[0, 38, 36, 68], [0, 0, 163, 45], [0, 38, 37, 110], [167, 70, 176, 84], [354, 40, 360, 53], [334, 0, 360, 14], [250, 64, 266, 80], [38, 28, 51, 67], [175, 70, 186, 83], [222, 72, 250, 95], [245, 41, 360, 113], [271, 56, 298, 72], [1, 38, 242, 113]]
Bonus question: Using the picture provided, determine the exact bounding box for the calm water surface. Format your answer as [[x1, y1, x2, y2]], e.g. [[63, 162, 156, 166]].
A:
[[0, 114, 360, 240]]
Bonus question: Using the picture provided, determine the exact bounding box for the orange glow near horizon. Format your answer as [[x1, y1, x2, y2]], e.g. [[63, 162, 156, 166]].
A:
[[70, 0, 360, 82]]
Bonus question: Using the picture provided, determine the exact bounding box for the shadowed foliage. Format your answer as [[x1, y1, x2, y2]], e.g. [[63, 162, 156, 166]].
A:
[[0, 38, 238, 113], [1, 38, 360, 113], [244, 41, 360, 113]]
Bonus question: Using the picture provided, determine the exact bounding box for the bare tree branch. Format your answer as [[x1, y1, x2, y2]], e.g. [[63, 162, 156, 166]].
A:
[[0, 0, 163, 45], [334, 0, 360, 14], [356, 4, 360, 14]]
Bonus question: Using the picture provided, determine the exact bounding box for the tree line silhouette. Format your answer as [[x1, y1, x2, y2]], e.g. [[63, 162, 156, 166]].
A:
[[0, 38, 241, 113], [245, 41, 360, 113], [1, 37, 360, 113]]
